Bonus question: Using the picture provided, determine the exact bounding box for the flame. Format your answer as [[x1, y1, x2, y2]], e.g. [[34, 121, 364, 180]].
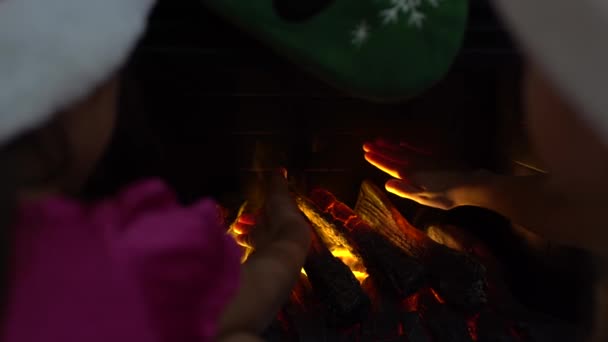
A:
[[429, 288, 446, 304], [228, 202, 255, 263], [230, 203, 369, 283], [300, 248, 369, 283], [330, 247, 368, 283], [295, 198, 369, 283]]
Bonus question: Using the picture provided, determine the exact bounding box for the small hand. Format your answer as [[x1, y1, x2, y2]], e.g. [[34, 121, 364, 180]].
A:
[[233, 171, 310, 251], [219, 172, 311, 335], [363, 139, 483, 210]]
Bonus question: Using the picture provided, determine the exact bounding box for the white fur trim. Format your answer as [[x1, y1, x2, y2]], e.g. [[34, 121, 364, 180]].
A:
[[494, 0, 608, 146], [0, 0, 155, 144]]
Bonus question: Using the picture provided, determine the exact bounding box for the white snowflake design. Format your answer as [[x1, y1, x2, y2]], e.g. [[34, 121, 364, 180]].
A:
[[380, 0, 440, 28], [349, 0, 440, 47], [351, 21, 370, 47]]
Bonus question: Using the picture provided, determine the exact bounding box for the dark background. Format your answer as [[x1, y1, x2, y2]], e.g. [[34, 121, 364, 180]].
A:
[[84, 0, 596, 328], [86, 0, 522, 205]]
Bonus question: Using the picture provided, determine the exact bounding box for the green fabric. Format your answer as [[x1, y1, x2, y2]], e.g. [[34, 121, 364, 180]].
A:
[[202, 0, 468, 101]]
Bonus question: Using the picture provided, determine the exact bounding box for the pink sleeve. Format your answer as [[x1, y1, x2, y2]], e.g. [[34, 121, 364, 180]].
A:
[[6, 199, 159, 342], [106, 180, 242, 341]]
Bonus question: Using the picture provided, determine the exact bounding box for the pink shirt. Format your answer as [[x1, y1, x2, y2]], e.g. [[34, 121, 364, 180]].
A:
[[3, 179, 242, 342]]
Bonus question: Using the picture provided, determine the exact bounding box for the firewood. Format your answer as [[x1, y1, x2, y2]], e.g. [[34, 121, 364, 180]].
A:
[[426, 224, 498, 268], [352, 180, 488, 308], [415, 289, 474, 342], [297, 194, 427, 299], [473, 310, 520, 342], [360, 278, 404, 341], [261, 187, 580, 341], [303, 228, 371, 328], [401, 312, 433, 342]]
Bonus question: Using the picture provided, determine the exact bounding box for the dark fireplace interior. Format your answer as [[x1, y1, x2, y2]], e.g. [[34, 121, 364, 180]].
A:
[[84, 0, 598, 341]]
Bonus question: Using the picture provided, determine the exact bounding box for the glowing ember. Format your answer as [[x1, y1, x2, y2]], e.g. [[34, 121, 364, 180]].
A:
[[402, 292, 421, 312], [429, 288, 446, 304], [300, 248, 368, 283], [230, 201, 369, 283], [224, 184, 572, 341], [467, 312, 481, 341], [329, 247, 368, 283]]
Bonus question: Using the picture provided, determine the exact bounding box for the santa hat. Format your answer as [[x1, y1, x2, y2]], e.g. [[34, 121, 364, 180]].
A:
[[493, 0, 608, 147], [0, 0, 156, 145]]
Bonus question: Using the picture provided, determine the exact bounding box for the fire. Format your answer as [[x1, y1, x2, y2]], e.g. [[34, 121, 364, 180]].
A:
[[299, 248, 368, 283], [295, 196, 370, 283], [401, 287, 446, 312], [228, 203, 255, 263], [329, 247, 368, 283], [229, 202, 369, 283], [429, 288, 446, 304]]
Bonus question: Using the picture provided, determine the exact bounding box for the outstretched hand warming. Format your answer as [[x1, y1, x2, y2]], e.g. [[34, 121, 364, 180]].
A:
[[363, 139, 486, 210]]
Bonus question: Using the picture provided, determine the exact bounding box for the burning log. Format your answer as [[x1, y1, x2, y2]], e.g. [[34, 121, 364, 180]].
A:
[[472, 310, 521, 342], [426, 224, 499, 268], [423, 305, 473, 341], [401, 312, 433, 342], [360, 278, 407, 341], [352, 180, 488, 308], [256, 184, 580, 341], [297, 194, 427, 299], [303, 228, 371, 328]]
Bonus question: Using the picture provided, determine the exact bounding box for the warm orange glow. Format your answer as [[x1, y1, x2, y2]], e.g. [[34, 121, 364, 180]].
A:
[[298, 248, 368, 283], [364, 153, 401, 179], [402, 292, 421, 312], [296, 198, 369, 283], [330, 248, 360, 263], [384, 182, 417, 200], [237, 213, 256, 226], [228, 202, 255, 263], [230, 200, 369, 284], [429, 288, 446, 304], [330, 247, 368, 283], [467, 313, 480, 341]]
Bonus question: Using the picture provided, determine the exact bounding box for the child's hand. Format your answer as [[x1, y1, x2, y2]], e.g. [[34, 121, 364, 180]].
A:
[[233, 172, 310, 250], [363, 139, 487, 210], [218, 171, 311, 337]]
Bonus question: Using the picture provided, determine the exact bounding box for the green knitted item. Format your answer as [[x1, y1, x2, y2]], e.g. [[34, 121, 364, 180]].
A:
[[202, 0, 468, 101]]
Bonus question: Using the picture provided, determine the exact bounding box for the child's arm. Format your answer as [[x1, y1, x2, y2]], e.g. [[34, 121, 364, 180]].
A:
[[453, 174, 607, 254], [363, 140, 608, 255], [382, 169, 608, 255], [216, 174, 312, 337]]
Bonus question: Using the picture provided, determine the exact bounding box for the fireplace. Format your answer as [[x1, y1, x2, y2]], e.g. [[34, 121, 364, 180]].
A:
[[84, 0, 597, 340]]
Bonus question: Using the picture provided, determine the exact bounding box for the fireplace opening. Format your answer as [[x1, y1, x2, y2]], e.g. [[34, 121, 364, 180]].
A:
[[83, 0, 598, 341]]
